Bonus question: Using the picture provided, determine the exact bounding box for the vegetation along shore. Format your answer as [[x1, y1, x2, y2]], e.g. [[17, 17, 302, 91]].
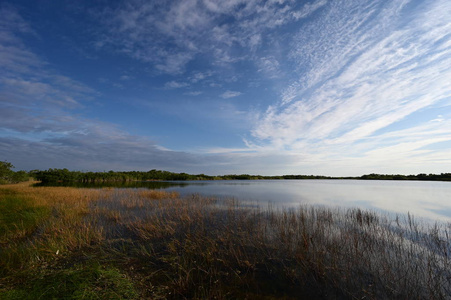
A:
[[1, 181, 450, 299], [2, 160, 450, 184]]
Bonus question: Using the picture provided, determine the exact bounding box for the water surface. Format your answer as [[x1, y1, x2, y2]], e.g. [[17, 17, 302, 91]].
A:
[[163, 180, 451, 222]]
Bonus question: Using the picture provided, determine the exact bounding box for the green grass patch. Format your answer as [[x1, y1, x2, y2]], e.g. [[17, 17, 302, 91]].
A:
[[0, 263, 138, 300], [0, 188, 50, 239]]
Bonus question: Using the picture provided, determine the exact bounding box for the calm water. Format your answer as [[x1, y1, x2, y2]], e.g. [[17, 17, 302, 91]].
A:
[[36, 180, 451, 222], [162, 180, 451, 222]]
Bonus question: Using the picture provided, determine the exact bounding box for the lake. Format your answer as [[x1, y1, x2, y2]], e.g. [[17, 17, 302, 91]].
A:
[[164, 180, 451, 222], [36, 180, 451, 222]]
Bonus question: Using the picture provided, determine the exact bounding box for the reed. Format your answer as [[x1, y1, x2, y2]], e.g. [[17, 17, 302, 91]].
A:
[[0, 183, 450, 299]]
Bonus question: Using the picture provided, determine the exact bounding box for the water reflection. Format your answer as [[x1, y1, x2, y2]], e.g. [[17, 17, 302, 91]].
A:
[[34, 181, 188, 189], [164, 180, 451, 222]]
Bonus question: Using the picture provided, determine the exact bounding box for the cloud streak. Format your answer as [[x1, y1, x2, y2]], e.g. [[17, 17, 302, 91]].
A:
[[249, 0, 451, 174], [220, 90, 242, 99]]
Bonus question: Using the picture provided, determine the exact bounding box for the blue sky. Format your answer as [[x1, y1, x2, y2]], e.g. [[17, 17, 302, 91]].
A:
[[0, 0, 450, 176]]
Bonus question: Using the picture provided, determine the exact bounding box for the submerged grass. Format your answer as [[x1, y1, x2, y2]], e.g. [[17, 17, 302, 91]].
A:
[[0, 182, 450, 299]]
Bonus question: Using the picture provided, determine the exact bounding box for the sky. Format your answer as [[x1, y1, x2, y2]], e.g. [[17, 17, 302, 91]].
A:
[[0, 0, 450, 176]]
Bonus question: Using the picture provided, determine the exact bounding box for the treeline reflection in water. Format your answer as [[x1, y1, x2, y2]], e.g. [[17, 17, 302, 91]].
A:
[[33, 181, 189, 189]]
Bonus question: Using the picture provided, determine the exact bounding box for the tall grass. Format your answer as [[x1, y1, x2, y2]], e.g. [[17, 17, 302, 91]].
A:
[[0, 182, 450, 299]]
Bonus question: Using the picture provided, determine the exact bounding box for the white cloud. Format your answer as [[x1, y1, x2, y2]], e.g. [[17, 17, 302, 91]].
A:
[[248, 34, 261, 51], [291, 0, 327, 20], [164, 80, 189, 89], [184, 91, 203, 96], [120, 75, 132, 80], [221, 90, 242, 99], [155, 52, 195, 74], [189, 70, 213, 83], [258, 56, 281, 77], [199, 146, 257, 154]]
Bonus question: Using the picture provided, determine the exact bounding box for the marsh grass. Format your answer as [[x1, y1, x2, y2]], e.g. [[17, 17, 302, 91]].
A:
[[0, 182, 450, 299], [1, 262, 137, 300]]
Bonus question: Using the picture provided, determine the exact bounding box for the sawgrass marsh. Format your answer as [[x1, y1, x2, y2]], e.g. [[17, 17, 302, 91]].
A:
[[1, 182, 450, 299]]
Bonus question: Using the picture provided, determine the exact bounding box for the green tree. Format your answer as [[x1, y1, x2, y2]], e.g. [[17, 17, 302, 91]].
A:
[[0, 161, 14, 183], [10, 170, 29, 183]]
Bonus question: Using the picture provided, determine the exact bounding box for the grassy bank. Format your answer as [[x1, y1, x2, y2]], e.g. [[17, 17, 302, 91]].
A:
[[0, 183, 450, 299]]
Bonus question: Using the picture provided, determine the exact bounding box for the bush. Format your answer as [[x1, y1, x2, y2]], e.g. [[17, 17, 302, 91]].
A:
[[0, 161, 30, 184]]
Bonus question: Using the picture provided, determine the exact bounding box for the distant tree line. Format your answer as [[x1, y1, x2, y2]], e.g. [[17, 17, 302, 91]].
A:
[[31, 170, 346, 183], [1, 160, 449, 184], [359, 173, 451, 181], [31, 169, 215, 183], [29, 168, 451, 183]]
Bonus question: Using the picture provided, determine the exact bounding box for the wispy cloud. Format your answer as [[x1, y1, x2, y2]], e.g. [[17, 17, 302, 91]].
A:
[[0, 6, 42, 76], [257, 56, 281, 78], [249, 0, 451, 174], [164, 80, 189, 89], [291, 0, 328, 20], [97, 0, 327, 74], [221, 90, 242, 99], [184, 91, 203, 96], [120, 75, 132, 80], [189, 71, 213, 83]]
